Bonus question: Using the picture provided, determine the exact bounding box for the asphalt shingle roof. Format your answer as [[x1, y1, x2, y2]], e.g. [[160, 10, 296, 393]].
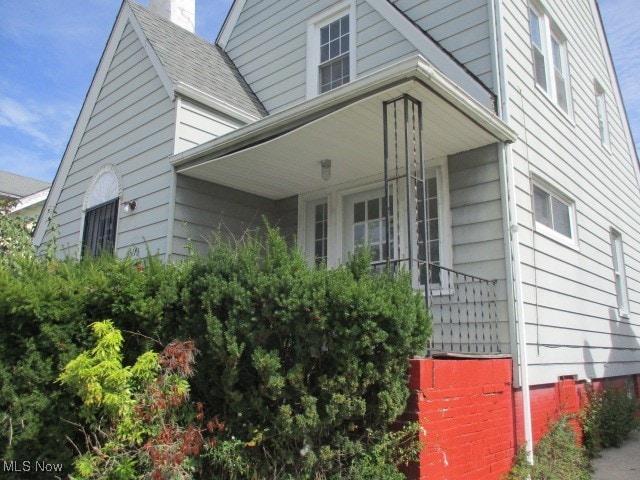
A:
[[0, 171, 51, 198], [128, 0, 267, 119]]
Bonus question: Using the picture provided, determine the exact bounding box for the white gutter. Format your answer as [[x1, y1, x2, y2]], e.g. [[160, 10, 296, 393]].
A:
[[173, 56, 516, 171], [492, 0, 534, 464]]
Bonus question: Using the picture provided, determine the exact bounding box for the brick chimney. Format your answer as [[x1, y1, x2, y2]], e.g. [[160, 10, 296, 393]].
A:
[[149, 0, 195, 33]]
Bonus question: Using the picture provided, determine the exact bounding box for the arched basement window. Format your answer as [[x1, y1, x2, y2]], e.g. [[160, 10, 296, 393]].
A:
[[82, 165, 122, 257]]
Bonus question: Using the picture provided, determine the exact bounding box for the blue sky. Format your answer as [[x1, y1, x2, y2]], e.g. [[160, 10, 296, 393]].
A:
[[0, 0, 638, 183]]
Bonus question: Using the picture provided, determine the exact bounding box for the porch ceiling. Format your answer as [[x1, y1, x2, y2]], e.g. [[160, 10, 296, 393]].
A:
[[176, 79, 503, 200]]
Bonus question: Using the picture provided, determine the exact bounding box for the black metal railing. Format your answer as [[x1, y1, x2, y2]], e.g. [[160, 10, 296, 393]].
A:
[[425, 264, 500, 355]]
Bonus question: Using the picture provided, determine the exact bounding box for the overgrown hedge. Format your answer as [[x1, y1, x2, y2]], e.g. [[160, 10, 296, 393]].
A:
[[0, 227, 430, 479]]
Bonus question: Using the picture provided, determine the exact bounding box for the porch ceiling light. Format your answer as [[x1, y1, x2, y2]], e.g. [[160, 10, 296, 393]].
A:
[[321, 159, 331, 181]]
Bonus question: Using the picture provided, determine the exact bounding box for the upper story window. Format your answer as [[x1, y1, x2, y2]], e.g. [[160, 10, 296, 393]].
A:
[[532, 180, 577, 245], [528, 5, 570, 113], [319, 15, 350, 93], [306, 2, 355, 98], [595, 81, 610, 147]]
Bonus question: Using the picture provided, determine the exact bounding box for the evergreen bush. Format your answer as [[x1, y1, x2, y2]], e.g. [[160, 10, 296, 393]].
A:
[[158, 229, 431, 478], [1, 227, 430, 479]]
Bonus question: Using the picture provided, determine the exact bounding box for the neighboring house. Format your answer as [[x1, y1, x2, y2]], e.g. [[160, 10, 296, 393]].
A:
[[33, 0, 640, 476], [0, 171, 51, 218]]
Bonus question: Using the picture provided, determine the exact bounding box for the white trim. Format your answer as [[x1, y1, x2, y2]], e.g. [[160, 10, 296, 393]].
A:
[[165, 167, 178, 262], [11, 188, 50, 213], [33, 2, 175, 248], [174, 82, 260, 124], [82, 164, 123, 211], [216, 0, 247, 49], [306, 1, 356, 99], [610, 228, 630, 318], [173, 95, 184, 155], [530, 176, 579, 249], [528, 3, 573, 118]]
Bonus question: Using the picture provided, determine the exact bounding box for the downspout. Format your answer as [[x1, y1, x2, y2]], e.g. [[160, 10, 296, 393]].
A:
[[491, 0, 534, 464]]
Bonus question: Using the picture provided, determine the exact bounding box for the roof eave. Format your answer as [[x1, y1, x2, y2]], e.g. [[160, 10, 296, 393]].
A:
[[172, 55, 516, 172]]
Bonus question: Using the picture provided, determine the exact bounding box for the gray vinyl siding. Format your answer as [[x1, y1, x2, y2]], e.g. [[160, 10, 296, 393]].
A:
[[447, 144, 509, 353], [224, 0, 494, 112], [176, 99, 243, 153], [356, 1, 419, 77], [502, 0, 640, 384], [172, 175, 298, 258], [224, 1, 428, 112], [224, 0, 334, 112], [41, 22, 175, 258], [391, 0, 494, 89]]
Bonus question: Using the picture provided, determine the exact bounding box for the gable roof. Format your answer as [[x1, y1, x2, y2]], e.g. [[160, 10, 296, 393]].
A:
[[0, 171, 51, 199], [217, 0, 495, 112], [34, 0, 265, 247], [127, 1, 266, 119]]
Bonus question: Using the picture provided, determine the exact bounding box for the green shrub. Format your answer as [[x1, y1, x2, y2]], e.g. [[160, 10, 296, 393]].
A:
[[505, 415, 590, 480], [158, 228, 431, 478], [1, 227, 430, 479], [59, 320, 205, 480], [0, 253, 184, 475], [582, 383, 639, 457]]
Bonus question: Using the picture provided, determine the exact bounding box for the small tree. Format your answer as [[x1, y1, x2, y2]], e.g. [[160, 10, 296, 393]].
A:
[[0, 198, 35, 265], [59, 321, 210, 480]]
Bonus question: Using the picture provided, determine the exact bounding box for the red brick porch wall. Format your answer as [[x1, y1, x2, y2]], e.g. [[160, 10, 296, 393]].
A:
[[404, 358, 639, 480]]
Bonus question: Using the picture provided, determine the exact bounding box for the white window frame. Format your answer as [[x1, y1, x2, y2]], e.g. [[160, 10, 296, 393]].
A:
[[610, 229, 630, 318], [595, 81, 610, 149], [306, 1, 356, 99], [528, 4, 572, 115], [298, 159, 452, 290], [531, 178, 578, 248]]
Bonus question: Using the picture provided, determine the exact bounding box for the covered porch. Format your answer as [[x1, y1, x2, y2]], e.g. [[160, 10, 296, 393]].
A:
[[171, 57, 516, 355]]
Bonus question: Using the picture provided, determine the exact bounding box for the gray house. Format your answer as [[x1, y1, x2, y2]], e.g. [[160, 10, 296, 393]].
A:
[[34, 0, 640, 459]]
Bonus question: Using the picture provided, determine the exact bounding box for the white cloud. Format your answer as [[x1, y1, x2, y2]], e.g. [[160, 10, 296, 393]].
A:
[[0, 97, 52, 146]]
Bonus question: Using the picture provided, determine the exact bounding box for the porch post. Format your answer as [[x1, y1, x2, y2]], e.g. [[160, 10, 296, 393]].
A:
[[382, 94, 429, 297]]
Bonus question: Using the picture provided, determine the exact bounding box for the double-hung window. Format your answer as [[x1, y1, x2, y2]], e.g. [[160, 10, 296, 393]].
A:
[[319, 14, 350, 93], [307, 2, 354, 98], [529, 5, 570, 113], [610, 229, 630, 317], [532, 181, 577, 244]]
